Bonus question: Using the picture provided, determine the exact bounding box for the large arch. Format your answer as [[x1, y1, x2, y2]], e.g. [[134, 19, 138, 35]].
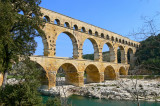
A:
[[82, 38, 99, 61], [56, 63, 79, 86], [84, 64, 100, 83], [26, 60, 49, 89], [117, 45, 125, 63], [127, 48, 134, 65], [102, 42, 115, 62], [55, 31, 78, 59], [104, 66, 117, 80], [119, 67, 127, 75]]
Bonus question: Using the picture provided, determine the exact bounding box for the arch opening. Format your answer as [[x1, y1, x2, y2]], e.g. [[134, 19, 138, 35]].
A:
[[95, 31, 98, 36], [56, 32, 78, 59], [56, 63, 79, 86], [43, 15, 50, 22], [64, 22, 70, 28], [102, 43, 115, 62], [116, 38, 118, 42], [127, 48, 133, 64], [88, 29, 92, 35], [104, 66, 117, 80], [119, 67, 127, 75], [111, 36, 114, 41], [84, 64, 100, 83], [54, 19, 60, 26], [73, 25, 78, 31], [81, 27, 86, 32], [106, 35, 109, 40], [101, 33, 104, 38], [117, 46, 125, 63], [82, 38, 99, 61]]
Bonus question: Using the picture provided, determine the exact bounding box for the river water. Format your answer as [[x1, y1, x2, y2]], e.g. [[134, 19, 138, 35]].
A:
[[42, 95, 160, 106]]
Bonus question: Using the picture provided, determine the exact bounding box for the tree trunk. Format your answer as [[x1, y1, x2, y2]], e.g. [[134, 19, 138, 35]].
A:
[[2, 70, 8, 88]]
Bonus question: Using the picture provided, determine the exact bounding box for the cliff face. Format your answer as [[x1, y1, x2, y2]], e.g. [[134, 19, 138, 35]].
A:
[[0, 73, 3, 86]]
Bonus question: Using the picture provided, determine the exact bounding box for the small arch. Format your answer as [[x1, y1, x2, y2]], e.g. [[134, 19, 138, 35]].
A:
[[122, 40, 125, 44], [106, 35, 110, 40], [119, 39, 121, 43], [54, 19, 60, 26], [125, 41, 128, 44], [95, 31, 98, 36], [64, 22, 70, 28], [119, 67, 127, 75], [116, 38, 118, 42], [81, 27, 86, 32], [128, 42, 131, 45], [134, 43, 136, 47], [131, 43, 133, 46], [104, 66, 117, 80], [43, 15, 50, 22], [84, 64, 100, 83], [111, 36, 114, 41], [56, 63, 79, 86], [73, 25, 78, 31], [88, 29, 92, 35], [101, 33, 104, 38]]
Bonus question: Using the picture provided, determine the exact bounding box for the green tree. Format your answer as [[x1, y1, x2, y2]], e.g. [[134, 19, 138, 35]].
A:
[[135, 34, 160, 74], [0, 0, 44, 87], [0, 59, 43, 105]]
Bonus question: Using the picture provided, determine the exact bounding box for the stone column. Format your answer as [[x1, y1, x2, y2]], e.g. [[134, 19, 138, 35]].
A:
[[48, 71, 57, 89], [99, 72, 104, 82]]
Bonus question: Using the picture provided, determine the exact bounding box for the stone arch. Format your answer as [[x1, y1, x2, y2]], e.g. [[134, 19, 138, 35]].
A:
[[88, 29, 92, 35], [106, 35, 110, 40], [64, 22, 70, 28], [73, 24, 78, 31], [122, 40, 125, 44], [43, 15, 50, 22], [81, 27, 86, 32], [116, 38, 118, 42], [111, 36, 114, 41], [84, 64, 101, 83], [95, 31, 98, 36], [127, 48, 134, 64], [82, 38, 99, 61], [117, 45, 125, 63], [54, 19, 60, 25], [119, 66, 127, 75], [29, 60, 49, 89], [104, 65, 117, 80], [55, 31, 78, 59], [57, 63, 79, 86], [125, 41, 128, 44], [119, 39, 121, 43], [102, 42, 115, 62], [101, 33, 104, 38]]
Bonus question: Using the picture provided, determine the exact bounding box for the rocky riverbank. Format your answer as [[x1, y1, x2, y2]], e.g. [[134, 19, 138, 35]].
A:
[[40, 78, 160, 102]]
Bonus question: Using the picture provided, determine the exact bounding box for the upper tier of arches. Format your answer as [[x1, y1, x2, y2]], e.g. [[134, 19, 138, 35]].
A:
[[41, 8, 140, 48]]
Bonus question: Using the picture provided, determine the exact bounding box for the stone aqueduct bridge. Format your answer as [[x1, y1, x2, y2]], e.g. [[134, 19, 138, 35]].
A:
[[30, 7, 140, 89]]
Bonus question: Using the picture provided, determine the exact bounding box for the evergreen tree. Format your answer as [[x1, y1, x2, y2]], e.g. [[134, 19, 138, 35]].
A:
[[0, 0, 44, 87]]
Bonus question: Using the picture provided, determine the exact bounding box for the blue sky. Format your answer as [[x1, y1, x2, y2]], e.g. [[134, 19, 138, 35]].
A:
[[34, 0, 160, 57]]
